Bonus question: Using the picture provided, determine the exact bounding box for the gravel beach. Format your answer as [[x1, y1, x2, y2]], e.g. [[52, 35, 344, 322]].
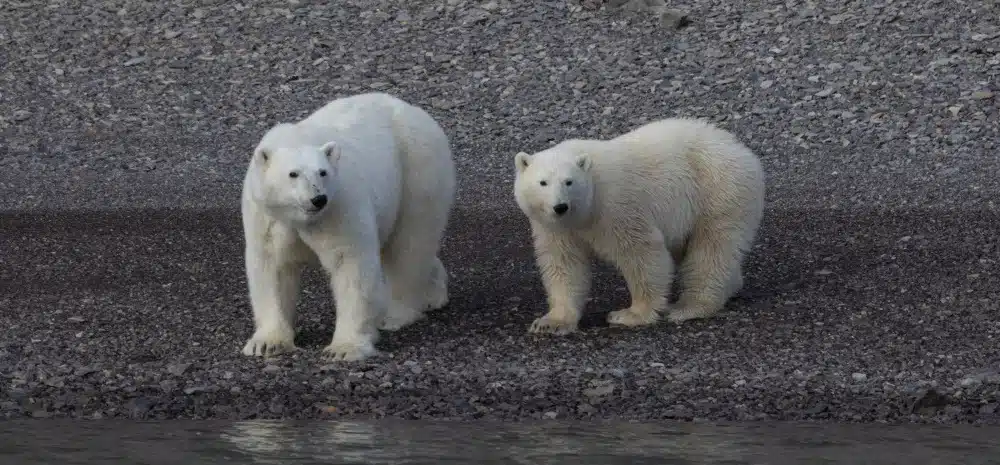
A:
[[1, 0, 999, 422]]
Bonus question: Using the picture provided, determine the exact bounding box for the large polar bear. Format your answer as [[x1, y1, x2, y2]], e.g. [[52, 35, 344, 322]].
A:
[[513, 117, 765, 335], [240, 92, 456, 361]]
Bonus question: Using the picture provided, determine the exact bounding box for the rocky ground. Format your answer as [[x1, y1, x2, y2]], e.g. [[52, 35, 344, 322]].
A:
[[1, 0, 999, 422]]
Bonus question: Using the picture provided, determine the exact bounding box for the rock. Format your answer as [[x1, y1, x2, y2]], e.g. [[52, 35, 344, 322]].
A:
[[971, 90, 994, 100], [123, 56, 148, 67], [126, 397, 156, 418], [73, 366, 98, 377], [583, 383, 615, 398], [658, 8, 690, 29], [852, 373, 868, 382], [960, 376, 981, 388], [805, 403, 830, 415], [12, 110, 31, 122], [166, 363, 191, 376], [622, 0, 664, 11], [543, 411, 558, 419], [461, 8, 490, 26], [159, 379, 178, 392], [263, 365, 282, 374], [911, 389, 949, 414], [662, 404, 693, 419], [183, 386, 210, 395]]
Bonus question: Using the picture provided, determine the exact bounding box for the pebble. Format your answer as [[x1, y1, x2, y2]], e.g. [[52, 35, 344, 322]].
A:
[[971, 90, 994, 100], [123, 57, 147, 67], [167, 363, 191, 376]]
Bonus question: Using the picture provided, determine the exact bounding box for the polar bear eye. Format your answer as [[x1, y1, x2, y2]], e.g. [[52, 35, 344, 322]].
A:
[[319, 170, 328, 177], [289, 171, 299, 179], [539, 180, 548, 186], [565, 180, 573, 186]]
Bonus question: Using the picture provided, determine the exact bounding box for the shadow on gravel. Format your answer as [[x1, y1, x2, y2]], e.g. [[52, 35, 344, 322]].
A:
[[2, 206, 997, 311], [2, 205, 998, 351]]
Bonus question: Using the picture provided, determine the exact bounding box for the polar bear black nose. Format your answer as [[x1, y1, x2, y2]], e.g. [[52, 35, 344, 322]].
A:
[[310, 195, 328, 209], [553, 203, 569, 215]]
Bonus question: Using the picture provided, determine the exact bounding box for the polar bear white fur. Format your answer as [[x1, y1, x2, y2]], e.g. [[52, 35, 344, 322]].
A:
[[513, 117, 765, 334], [240, 92, 456, 361]]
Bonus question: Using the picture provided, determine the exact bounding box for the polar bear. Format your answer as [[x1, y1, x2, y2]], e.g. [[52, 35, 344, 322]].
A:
[[513, 117, 765, 334], [240, 92, 455, 361]]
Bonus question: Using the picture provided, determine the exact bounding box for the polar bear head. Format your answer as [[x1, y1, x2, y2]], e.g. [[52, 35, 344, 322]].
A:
[[249, 138, 341, 225], [513, 143, 595, 228]]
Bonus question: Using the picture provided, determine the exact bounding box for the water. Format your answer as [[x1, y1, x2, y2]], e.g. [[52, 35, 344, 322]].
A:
[[2, 420, 999, 464]]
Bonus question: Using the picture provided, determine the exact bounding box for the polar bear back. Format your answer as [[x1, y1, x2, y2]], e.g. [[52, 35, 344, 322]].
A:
[[582, 118, 764, 246]]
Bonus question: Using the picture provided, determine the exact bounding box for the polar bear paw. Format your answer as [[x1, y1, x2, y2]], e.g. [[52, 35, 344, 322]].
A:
[[377, 302, 424, 332], [528, 314, 578, 335], [242, 327, 297, 357], [423, 286, 449, 312], [607, 307, 659, 327], [423, 258, 450, 311], [322, 340, 378, 362]]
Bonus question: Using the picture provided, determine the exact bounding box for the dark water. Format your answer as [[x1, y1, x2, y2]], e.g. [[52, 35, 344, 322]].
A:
[[2, 420, 999, 464]]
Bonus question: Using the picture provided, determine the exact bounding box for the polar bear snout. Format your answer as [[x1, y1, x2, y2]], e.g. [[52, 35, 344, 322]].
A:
[[310, 194, 328, 210], [553, 203, 569, 215]]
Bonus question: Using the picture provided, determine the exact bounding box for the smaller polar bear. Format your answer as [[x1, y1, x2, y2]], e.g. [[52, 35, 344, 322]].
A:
[[513, 117, 765, 334], [241, 92, 456, 361]]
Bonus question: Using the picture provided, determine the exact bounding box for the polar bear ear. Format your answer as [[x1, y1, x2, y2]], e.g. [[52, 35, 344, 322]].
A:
[[321, 141, 342, 163], [576, 154, 592, 172], [514, 151, 531, 173]]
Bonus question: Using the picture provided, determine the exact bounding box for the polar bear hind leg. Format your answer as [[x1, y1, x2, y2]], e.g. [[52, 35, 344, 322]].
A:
[[670, 219, 749, 323], [426, 255, 449, 311], [377, 101, 454, 331], [378, 203, 451, 331]]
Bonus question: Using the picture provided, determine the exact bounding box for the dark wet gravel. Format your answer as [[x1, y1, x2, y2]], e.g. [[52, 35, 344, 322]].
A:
[[1, 0, 999, 422]]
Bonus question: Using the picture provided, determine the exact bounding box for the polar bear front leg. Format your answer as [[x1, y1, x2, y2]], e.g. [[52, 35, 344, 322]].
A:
[[528, 229, 592, 335], [242, 236, 304, 357], [607, 231, 674, 328], [321, 248, 382, 362]]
